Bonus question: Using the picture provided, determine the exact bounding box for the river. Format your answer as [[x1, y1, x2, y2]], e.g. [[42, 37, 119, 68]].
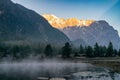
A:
[[0, 60, 119, 80]]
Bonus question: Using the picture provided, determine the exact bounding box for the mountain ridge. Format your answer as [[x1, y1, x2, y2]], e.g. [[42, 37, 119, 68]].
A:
[[62, 20, 120, 48]]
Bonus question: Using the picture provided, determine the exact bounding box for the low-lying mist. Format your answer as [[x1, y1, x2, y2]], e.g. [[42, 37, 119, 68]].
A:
[[0, 59, 92, 80]]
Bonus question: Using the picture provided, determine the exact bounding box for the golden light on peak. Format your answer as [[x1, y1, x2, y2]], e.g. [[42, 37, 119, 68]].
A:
[[42, 14, 95, 29]]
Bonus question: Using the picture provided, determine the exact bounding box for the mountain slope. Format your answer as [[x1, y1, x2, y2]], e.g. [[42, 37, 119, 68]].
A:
[[0, 0, 70, 45], [62, 21, 120, 48]]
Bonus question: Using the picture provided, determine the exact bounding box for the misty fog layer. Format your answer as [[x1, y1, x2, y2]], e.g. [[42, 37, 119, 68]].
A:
[[0, 60, 92, 80], [0, 60, 120, 80]]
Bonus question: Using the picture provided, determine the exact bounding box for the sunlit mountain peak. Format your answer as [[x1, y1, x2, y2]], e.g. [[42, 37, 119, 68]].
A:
[[43, 14, 58, 19], [42, 14, 95, 29]]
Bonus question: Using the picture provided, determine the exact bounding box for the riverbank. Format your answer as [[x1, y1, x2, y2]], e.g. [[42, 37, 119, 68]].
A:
[[63, 57, 120, 73], [91, 60, 120, 73]]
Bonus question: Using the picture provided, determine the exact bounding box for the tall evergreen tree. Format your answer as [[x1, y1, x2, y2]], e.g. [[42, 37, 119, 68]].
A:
[[44, 44, 53, 57], [106, 42, 113, 57], [79, 45, 84, 54], [94, 43, 100, 57], [85, 46, 93, 57], [11, 45, 20, 58], [99, 46, 107, 57], [62, 42, 72, 58]]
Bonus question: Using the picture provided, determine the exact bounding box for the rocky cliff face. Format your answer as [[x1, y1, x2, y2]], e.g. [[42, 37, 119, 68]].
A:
[[0, 0, 70, 45], [62, 21, 120, 48]]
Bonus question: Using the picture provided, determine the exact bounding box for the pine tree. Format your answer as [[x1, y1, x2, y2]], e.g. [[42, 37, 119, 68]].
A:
[[12, 45, 20, 58], [94, 43, 100, 57], [85, 46, 93, 57], [62, 42, 72, 58], [79, 45, 84, 54], [99, 46, 107, 57], [106, 42, 113, 57], [44, 44, 53, 57]]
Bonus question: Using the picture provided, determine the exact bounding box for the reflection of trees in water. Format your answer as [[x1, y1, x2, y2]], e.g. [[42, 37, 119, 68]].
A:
[[0, 61, 117, 80]]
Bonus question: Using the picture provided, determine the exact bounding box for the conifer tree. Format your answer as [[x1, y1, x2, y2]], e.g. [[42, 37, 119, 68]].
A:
[[99, 46, 107, 57], [94, 43, 100, 57], [85, 46, 93, 57], [79, 44, 84, 54], [44, 44, 53, 57], [62, 42, 72, 58], [106, 42, 113, 57]]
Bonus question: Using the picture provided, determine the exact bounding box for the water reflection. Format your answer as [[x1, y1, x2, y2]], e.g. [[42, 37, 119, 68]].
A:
[[0, 60, 119, 80]]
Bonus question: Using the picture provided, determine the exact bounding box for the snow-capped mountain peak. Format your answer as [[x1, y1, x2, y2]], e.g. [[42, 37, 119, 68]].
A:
[[42, 14, 95, 29]]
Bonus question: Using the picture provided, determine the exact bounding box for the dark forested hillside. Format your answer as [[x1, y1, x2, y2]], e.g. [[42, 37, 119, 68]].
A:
[[0, 0, 70, 45]]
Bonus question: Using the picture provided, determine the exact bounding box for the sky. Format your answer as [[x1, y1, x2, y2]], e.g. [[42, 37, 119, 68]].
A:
[[11, 0, 120, 36]]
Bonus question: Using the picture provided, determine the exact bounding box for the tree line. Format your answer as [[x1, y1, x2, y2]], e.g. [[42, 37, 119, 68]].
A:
[[0, 42, 120, 59], [44, 42, 120, 58]]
